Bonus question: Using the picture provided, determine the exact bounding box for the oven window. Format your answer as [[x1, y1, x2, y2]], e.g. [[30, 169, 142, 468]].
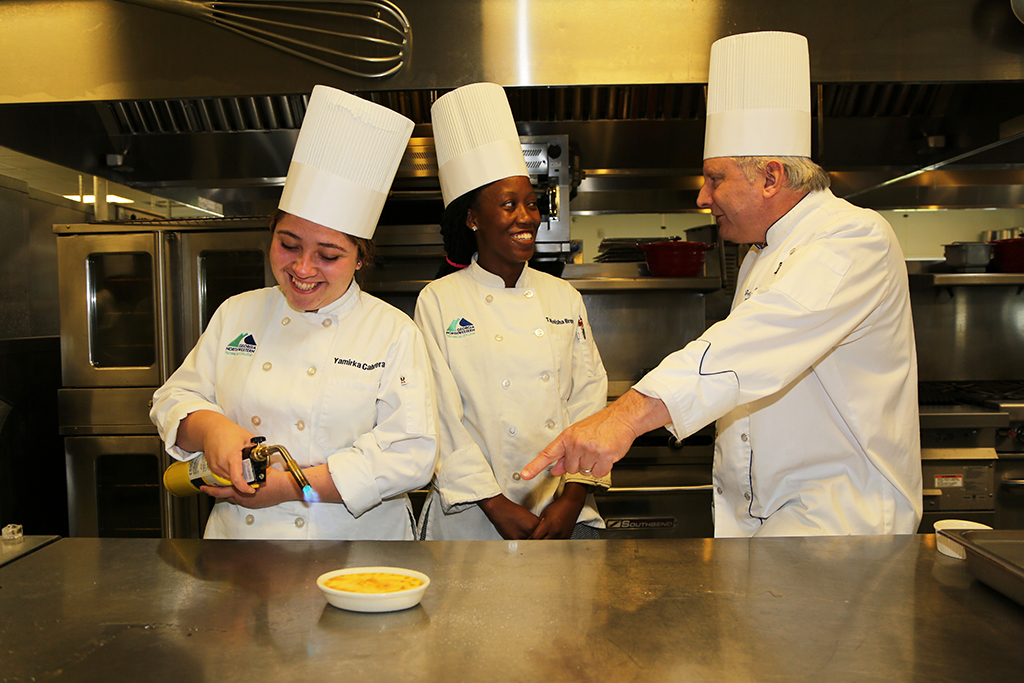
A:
[[87, 252, 155, 368], [199, 250, 267, 331], [95, 453, 162, 538]]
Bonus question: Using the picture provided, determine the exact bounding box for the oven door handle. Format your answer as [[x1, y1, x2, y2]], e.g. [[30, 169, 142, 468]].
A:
[[1001, 478, 1024, 488], [602, 485, 714, 495]]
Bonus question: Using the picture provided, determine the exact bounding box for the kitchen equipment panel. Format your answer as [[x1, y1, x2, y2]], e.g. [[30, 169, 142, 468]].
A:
[[57, 232, 161, 388], [55, 217, 274, 538]]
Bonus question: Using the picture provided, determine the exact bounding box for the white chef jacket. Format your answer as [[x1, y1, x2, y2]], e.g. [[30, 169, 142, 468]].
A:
[[150, 283, 438, 540], [633, 189, 922, 537], [414, 259, 610, 540]]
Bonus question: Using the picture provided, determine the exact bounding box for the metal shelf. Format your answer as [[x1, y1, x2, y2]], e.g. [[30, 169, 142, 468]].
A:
[[910, 272, 1024, 287]]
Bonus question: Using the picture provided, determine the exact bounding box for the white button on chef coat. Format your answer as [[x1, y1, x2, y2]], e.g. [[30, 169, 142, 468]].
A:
[[322, 319, 332, 327], [495, 334, 503, 342], [262, 362, 272, 371], [541, 372, 550, 381], [545, 419, 555, 429], [525, 290, 534, 298], [741, 433, 748, 442], [294, 518, 305, 528], [508, 426, 517, 436], [296, 420, 305, 431], [486, 295, 494, 303], [282, 317, 290, 325], [534, 329, 544, 337], [251, 416, 261, 427], [502, 379, 511, 388], [307, 366, 317, 376], [245, 514, 255, 525]]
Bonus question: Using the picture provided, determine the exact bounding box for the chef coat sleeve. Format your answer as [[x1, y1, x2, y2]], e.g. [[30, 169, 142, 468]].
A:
[[413, 287, 504, 512], [562, 295, 612, 490], [634, 222, 894, 440], [150, 303, 229, 461], [326, 320, 439, 518]]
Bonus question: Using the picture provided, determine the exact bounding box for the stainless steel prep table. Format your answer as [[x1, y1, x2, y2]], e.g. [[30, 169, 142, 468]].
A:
[[2, 536, 1022, 682], [0, 534, 59, 568]]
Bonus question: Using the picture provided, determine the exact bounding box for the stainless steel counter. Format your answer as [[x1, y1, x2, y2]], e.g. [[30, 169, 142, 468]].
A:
[[2, 536, 1023, 682], [0, 534, 58, 568]]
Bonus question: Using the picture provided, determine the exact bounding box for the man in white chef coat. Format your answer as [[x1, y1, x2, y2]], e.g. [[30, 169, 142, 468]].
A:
[[522, 31, 923, 537]]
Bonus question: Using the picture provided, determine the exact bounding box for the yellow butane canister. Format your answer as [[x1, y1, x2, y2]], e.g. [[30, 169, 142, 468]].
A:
[[163, 437, 269, 497]]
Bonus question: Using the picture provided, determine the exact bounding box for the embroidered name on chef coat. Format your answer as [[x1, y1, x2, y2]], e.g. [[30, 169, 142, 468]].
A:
[[225, 333, 258, 356], [334, 357, 386, 371], [445, 318, 476, 338]]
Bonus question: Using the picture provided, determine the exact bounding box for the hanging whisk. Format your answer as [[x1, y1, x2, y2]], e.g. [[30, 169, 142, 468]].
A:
[[118, 0, 410, 78]]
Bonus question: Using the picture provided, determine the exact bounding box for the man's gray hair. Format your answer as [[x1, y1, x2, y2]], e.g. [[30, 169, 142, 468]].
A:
[[735, 156, 831, 193]]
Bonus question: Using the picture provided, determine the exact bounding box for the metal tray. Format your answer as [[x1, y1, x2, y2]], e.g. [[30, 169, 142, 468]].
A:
[[938, 529, 1024, 607]]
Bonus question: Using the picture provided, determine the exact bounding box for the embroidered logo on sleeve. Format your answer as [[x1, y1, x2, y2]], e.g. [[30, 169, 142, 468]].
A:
[[225, 333, 258, 356], [444, 318, 476, 338], [576, 316, 586, 340]]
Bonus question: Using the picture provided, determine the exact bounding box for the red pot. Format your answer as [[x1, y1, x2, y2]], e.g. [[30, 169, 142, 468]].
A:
[[639, 240, 715, 277], [989, 238, 1024, 273]]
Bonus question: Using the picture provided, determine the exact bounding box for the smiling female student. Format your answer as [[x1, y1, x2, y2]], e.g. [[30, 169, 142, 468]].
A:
[[415, 83, 609, 540], [151, 86, 437, 540]]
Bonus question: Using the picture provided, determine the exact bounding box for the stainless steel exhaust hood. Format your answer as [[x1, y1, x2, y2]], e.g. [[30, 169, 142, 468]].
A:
[[2, 0, 1024, 214]]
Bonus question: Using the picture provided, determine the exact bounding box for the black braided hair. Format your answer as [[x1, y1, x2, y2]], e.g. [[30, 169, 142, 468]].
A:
[[435, 186, 484, 279]]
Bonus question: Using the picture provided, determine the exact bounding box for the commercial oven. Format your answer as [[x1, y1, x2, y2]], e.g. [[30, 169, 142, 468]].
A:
[[55, 217, 274, 538], [593, 424, 714, 539]]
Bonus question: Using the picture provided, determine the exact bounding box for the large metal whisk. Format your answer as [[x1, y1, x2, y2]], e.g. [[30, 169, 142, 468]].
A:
[[118, 0, 410, 78]]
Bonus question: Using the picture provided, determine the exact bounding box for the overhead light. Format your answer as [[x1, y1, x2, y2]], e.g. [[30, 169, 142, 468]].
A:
[[63, 194, 134, 204]]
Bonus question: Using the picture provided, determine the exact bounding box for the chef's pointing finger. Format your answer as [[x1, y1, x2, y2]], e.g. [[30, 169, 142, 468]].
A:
[[521, 437, 567, 480]]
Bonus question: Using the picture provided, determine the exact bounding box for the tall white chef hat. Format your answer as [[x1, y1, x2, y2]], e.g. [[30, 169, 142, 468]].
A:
[[704, 31, 811, 160], [279, 85, 414, 239], [430, 82, 530, 207]]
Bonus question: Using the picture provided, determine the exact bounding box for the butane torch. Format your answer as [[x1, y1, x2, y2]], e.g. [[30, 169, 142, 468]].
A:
[[163, 436, 312, 497]]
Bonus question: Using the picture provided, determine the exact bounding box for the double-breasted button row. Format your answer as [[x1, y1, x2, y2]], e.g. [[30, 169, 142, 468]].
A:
[[715, 486, 752, 502], [484, 290, 534, 301], [244, 514, 305, 528]]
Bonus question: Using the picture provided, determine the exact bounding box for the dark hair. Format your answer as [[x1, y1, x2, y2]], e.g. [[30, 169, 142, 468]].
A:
[[269, 209, 376, 283], [435, 187, 483, 278]]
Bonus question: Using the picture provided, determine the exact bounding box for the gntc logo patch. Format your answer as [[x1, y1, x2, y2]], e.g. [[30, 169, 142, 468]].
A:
[[226, 332, 258, 356], [444, 318, 475, 338]]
